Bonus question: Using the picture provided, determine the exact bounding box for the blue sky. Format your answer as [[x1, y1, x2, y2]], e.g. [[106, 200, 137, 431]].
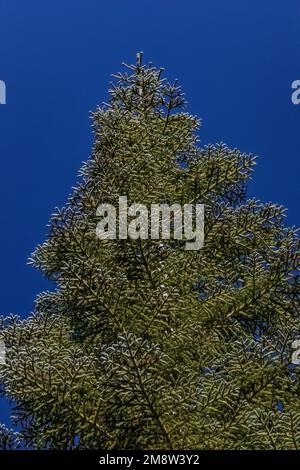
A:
[[0, 0, 299, 427]]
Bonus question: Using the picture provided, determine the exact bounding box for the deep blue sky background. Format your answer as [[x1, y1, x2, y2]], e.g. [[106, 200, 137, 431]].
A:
[[0, 0, 299, 428]]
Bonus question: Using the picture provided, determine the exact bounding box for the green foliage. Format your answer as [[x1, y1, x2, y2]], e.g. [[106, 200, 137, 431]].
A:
[[0, 424, 21, 450], [0, 53, 299, 449]]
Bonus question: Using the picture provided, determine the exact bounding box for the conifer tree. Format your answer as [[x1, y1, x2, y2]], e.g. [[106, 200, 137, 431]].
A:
[[0, 53, 300, 450]]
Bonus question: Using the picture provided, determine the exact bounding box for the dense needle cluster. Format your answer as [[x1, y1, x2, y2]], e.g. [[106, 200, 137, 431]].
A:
[[0, 54, 300, 449]]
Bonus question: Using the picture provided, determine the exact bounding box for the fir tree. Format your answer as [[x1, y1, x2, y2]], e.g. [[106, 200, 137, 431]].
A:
[[1, 53, 300, 450]]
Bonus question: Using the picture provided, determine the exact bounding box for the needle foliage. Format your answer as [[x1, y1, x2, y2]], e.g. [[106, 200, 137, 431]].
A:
[[1, 54, 300, 450]]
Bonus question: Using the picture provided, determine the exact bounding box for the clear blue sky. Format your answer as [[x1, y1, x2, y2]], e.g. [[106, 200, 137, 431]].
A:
[[0, 0, 299, 427]]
